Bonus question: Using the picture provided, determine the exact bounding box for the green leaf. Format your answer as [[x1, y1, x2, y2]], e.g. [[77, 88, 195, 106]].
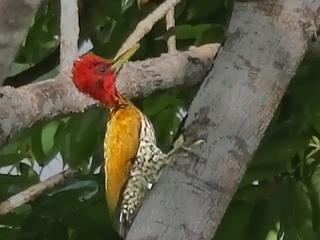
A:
[[0, 212, 24, 228], [61, 108, 105, 169], [105, 0, 122, 20], [32, 188, 83, 219], [311, 164, 320, 207], [142, 93, 176, 116], [175, 24, 212, 40], [91, 140, 104, 173], [64, 201, 119, 240], [29, 120, 61, 165], [240, 163, 287, 187], [0, 154, 25, 167], [23, 18, 58, 64], [49, 180, 98, 201], [0, 174, 38, 190], [0, 141, 20, 155], [45, 2, 60, 36], [20, 214, 49, 238], [244, 200, 280, 240], [251, 136, 308, 167], [235, 181, 276, 203], [30, 123, 45, 163], [187, 0, 224, 20], [47, 221, 69, 240], [95, 7, 139, 57], [41, 120, 60, 163], [19, 163, 39, 183], [0, 228, 19, 240], [311, 114, 320, 134], [122, 0, 135, 11], [152, 107, 176, 147], [195, 25, 226, 45], [277, 177, 314, 240], [215, 201, 252, 240]]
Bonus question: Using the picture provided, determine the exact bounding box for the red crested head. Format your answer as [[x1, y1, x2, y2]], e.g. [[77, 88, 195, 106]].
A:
[[72, 44, 139, 109], [72, 54, 119, 108]]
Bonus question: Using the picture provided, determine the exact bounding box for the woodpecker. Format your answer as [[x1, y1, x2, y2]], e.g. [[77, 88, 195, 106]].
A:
[[72, 45, 170, 237]]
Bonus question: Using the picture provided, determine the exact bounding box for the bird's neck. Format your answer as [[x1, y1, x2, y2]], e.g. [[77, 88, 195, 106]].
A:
[[101, 78, 133, 110], [101, 79, 121, 109], [105, 91, 131, 111], [104, 88, 120, 109]]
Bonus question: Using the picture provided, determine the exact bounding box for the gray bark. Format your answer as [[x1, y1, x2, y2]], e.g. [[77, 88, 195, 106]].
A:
[[126, 0, 320, 239], [0, 44, 219, 148], [0, 0, 44, 86], [60, 0, 79, 75]]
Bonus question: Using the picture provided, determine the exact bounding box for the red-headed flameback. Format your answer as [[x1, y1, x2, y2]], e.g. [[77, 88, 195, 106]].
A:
[[72, 45, 170, 237]]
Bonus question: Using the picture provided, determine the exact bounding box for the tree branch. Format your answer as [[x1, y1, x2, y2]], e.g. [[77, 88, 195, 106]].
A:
[[60, 0, 79, 75], [126, 0, 320, 239], [0, 44, 220, 148], [0, 0, 45, 86], [166, 8, 176, 53], [116, 0, 182, 58], [0, 169, 76, 215]]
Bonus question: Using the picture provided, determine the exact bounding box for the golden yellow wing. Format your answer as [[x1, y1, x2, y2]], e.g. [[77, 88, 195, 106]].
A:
[[104, 104, 141, 218]]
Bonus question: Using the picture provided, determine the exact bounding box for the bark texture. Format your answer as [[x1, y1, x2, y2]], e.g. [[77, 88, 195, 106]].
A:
[[0, 0, 44, 86], [60, 0, 79, 75], [0, 44, 219, 148], [126, 1, 320, 239]]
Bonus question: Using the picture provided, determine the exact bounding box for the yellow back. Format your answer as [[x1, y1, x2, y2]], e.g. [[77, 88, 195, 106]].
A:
[[104, 104, 141, 217]]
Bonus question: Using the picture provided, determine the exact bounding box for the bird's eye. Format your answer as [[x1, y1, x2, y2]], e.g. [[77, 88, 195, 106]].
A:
[[99, 66, 106, 73], [95, 64, 108, 75]]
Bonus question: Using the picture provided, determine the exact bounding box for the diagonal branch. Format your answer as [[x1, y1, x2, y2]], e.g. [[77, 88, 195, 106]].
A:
[[166, 8, 176, 53], [116, 0, 182, 58], [60, 0, 79, 75], [0, 169, 76, 215]]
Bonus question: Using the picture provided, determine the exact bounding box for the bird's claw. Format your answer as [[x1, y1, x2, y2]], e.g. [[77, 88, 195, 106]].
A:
[[169, 135, 206, 157]]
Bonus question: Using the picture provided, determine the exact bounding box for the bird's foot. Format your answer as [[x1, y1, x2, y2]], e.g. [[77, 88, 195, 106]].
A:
[[168, 135, 206, 158]]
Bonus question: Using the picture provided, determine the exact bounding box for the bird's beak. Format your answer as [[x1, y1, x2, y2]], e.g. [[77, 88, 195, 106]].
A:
[[112, 44, 140, 72]]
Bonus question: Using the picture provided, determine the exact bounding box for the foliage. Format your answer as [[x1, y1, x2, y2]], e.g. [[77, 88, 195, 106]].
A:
[[1, 0, 320, 240]]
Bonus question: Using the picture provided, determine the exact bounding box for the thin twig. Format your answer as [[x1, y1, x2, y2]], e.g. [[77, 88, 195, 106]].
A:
[[0, 169, 77, 215], [60, 0, 79, 76], [166, 8, 176, 53], [116, 0, 182, 58]]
